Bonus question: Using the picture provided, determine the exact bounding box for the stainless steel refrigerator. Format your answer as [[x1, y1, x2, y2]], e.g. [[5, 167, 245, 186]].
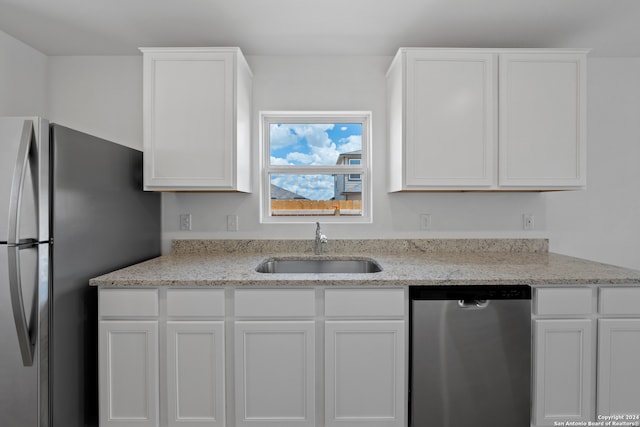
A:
[[1, 117, 161, 427]]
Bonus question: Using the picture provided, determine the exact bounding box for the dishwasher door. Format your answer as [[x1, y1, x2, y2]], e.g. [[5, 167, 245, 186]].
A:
[[410, 286, 531, 427]]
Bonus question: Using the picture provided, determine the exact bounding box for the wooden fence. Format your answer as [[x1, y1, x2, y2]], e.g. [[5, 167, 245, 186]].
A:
[[271, 200, 362, 216]]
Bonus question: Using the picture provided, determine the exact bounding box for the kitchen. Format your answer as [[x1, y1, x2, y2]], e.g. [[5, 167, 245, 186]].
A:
[[2, 1, 640, 427]]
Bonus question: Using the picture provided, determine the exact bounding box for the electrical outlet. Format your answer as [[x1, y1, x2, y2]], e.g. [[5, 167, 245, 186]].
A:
[[420, 213, 432, 230], [227, 215, 239, 232], [179, 214, 192, 231], [523, 214, 534, 230]]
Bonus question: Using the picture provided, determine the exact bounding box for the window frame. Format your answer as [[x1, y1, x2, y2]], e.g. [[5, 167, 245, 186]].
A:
[[260, 111, 372, 224]]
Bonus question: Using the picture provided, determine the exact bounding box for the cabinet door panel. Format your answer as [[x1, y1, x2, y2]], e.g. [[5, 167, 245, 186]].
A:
[[99, 321, 159, 427], [405, 51, 496, 188], [533, 319, 593, 426], [598, 319, 640, 417], [499, 53, 586, 187], [234, 321, 315, 427], [167, 321, 225, 427], [143, 49, 241, 190], [325, 321, 405, 427]]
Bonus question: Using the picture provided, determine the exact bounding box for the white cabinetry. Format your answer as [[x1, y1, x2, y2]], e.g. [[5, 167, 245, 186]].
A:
[[98, 288, 226, 427], [324, 289, 405, 427], [499, 53, 586, 187], [533, 318, 594, 425], [532, 286, 640, 427], [141, 47, 252, 191], [597, 288, 640, 417], [234, 290, 316, 427], [99, 289, 160, 427], [387, 50, 496, 189], [166, 289, 226, 427], [387, 48, 587, 191], [532, 287, 595, 426], [98, 287, 406, 427]]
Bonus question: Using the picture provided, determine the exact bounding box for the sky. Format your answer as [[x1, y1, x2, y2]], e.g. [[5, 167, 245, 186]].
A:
[[270, 123, 362, 166], [269, 123, 362, 200]]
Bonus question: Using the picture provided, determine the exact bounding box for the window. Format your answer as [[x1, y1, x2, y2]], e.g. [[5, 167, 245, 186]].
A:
[[260, 111, 372, 223], [348, 159, 361, 181]]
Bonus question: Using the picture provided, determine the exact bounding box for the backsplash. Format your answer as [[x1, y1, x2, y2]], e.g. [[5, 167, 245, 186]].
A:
[[171, 238, 549, 255]]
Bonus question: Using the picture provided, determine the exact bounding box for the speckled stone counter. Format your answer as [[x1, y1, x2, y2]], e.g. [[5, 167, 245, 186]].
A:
[[89, 239, 640, 287]]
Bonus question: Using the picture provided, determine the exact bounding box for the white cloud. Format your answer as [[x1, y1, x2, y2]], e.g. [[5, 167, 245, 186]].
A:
[[272, 174, 334, 200], [291, 124, 334, 148], [270, 124, 301, 149], [338, 135, 362, 154], [271, 124, 340, 165], [270, 156, 290, 165], [286, 151, 315, 164]]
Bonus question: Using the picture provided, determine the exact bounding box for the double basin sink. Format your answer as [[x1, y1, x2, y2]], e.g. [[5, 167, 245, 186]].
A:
[[256, 257, 382, 274]]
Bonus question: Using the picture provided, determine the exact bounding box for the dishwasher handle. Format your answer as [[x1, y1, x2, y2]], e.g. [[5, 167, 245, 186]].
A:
[[458, 299, 490, 309]]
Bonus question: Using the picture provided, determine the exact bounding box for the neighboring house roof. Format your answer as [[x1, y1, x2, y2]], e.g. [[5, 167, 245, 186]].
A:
[[270, 183, 307, 200], [336, 150, 361, 165]]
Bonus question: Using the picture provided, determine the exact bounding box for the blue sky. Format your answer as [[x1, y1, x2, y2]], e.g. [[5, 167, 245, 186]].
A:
[[269, 123, 362, 200], [270, 123, 362, 166]]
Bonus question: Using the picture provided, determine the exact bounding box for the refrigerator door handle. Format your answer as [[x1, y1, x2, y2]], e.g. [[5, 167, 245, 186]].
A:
[[7, 244, 37, 366], [8, 120, 39, 246]]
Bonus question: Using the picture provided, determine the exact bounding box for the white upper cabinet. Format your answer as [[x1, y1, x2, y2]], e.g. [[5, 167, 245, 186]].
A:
[[387, 48, 588, 191], [141, 47, 252, 191], [499, 53, 587, 188], [387, 49, 497, 190]]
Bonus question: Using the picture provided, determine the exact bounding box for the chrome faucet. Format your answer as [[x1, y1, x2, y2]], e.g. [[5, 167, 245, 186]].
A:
[[314, 222, 328, 255]]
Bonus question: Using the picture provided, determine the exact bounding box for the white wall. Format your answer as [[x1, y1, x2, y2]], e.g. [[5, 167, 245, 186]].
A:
[[46, 56, 143, 150], [0, 29, 47, 116], [41, 53, 640, 269], [547, 58, 640, 270]]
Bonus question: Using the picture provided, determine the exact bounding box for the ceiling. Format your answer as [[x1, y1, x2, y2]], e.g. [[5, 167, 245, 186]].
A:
[[1, 0, 639, 57]]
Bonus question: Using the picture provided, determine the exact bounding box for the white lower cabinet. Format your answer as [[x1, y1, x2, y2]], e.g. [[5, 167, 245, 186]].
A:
[[99, 320, 160, 427], [234, 321, 316, 427], [167, 321, 225, 427], [597, 319, 640, 417], [98, 287, 407, 427], [325, 321, 405, 427], [532, 286, 640, 427], [324, 288, 406, 427], [99, 288, 160, 427], [533, 319, 594, 426]]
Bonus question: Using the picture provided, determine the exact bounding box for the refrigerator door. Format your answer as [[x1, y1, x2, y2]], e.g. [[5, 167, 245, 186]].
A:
[[0, 242, 48, 427], [0, 117, 49, 244], [50, 125, 160, 427]]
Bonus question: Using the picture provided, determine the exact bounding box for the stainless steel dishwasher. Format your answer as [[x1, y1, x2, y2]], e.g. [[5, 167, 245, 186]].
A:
[[410, 285, 532, 427]]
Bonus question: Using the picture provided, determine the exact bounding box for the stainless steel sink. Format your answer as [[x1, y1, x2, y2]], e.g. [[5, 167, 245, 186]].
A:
[[255, 258, 382, 274]]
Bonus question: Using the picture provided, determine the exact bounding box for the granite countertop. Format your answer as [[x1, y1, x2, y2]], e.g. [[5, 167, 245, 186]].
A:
[[89, 239, 640, 287]]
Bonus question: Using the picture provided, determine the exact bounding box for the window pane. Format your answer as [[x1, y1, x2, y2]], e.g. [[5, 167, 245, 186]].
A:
[[270, 174, 362, 217], [348, 158, 361, 181], [269, 123, 362, 166]]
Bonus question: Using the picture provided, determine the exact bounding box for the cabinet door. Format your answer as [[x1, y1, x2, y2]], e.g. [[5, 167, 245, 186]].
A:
[[533, 319, 594, 426], [167, 321, 225, 427], [597, 319, 640, 417], [325, 321, 405, 427], [404, 51, 496, 188], [99, 321, 159, 427], [234, 321, 315, 427], [499, 53, 586, 188], [143, 50, 235, 190]]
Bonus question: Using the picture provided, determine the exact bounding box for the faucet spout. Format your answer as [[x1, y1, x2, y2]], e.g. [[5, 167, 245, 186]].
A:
[[314, 222, 328, 255]]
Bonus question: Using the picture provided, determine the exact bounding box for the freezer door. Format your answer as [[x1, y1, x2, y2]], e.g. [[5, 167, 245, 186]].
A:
[[0, 117, 49, 244], [0, 243, 46, 427]]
